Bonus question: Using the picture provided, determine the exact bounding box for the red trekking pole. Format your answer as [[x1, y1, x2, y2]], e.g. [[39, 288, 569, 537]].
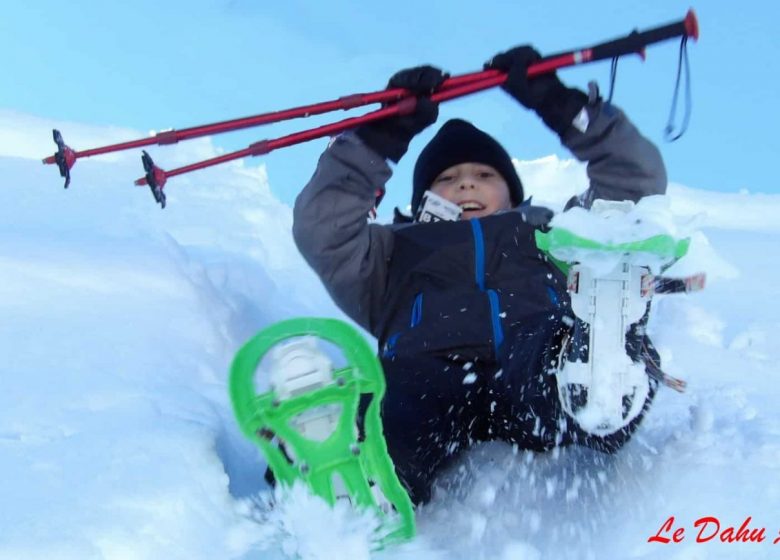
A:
[[44, 10, 698, 208], [42, 71, 492, 194]]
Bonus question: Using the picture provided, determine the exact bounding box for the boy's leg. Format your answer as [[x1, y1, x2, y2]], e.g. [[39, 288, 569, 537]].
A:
[[488, 312, 569, 450], [380, 353, 484, 505]]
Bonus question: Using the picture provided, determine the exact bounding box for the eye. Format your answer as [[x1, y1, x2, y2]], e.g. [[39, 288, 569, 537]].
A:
[[434, 174, 453, 184], [478, 171, 495, 179]]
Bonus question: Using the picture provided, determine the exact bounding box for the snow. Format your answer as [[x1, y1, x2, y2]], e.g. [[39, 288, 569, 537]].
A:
[[2, 113, 780, 559]]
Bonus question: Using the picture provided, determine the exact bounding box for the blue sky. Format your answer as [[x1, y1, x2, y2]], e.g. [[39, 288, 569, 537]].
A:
[[3, 0, 778, 211]]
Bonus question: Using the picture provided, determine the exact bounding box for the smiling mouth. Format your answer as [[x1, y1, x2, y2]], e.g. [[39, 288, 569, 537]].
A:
[[459, 201, 485, 212]]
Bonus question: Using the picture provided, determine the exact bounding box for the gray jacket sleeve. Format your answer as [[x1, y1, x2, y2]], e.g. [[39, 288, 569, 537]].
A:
[[562, 97, 667, 209], [293, 132, 394, 335]]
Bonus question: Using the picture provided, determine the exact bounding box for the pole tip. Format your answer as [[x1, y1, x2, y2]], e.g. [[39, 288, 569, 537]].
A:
[[684, 9, 699, 41]]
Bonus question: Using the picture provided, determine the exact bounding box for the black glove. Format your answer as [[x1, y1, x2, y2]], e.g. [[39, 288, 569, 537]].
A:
[[355, 65, 446, 162], [486, 46, 588, 136]]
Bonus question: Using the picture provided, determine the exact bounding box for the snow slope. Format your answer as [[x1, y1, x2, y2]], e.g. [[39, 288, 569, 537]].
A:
[[1, 114, 779, 560]]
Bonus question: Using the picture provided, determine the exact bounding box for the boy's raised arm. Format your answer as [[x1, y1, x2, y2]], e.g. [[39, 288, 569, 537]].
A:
[[294, 66, 446, 335], [293, 133, 394, 335], [562, 97, 667, 208], [486, 45, 667, 207]]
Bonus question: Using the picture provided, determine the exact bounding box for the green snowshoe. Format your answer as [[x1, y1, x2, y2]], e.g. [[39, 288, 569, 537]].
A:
[[229, 317, 415, 548]]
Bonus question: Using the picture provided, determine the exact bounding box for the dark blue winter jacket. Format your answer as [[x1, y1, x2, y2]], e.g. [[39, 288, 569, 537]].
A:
[[293, 98, 666, 360]]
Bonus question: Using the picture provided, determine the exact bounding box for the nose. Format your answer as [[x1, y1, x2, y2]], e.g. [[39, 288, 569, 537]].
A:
[[458, 181, 475, 190]]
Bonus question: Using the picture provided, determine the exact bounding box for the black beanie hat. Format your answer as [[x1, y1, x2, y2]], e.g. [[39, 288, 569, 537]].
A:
[[411, 119, 524, 215]]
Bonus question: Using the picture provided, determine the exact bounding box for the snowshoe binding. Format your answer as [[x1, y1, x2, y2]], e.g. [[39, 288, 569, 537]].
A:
[[536, 199, 701, 436]]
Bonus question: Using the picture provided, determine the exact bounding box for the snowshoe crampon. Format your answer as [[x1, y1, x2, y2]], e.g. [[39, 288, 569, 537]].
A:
[[536, 200, 697, 436], [229, 317, 415, 547]]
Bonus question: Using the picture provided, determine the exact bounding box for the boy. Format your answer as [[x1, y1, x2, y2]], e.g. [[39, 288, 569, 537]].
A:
[[293, 46, 666, 504]]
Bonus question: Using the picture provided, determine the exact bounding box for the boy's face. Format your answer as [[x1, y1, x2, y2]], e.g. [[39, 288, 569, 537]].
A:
[[430, 162, 512, 220]]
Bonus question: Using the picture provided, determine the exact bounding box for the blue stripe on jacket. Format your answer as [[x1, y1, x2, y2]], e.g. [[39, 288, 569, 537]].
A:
[[470, 219, 504, 354]]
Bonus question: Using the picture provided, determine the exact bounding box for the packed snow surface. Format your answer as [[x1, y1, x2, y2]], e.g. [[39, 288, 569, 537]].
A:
[[2, 115, 779, 559]]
